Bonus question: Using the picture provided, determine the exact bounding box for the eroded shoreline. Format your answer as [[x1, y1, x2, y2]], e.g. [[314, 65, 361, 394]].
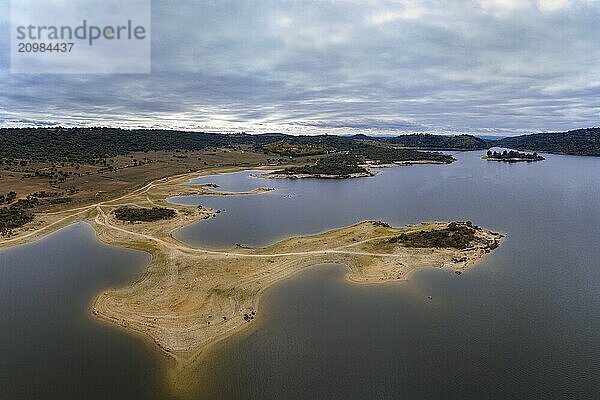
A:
[[0, 166, 504, 395]]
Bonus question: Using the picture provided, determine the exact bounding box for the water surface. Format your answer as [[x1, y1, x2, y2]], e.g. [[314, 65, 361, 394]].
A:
[[171, 151, 600, 399], [0, 223, 169, 400], [3, 150, 600, 399]]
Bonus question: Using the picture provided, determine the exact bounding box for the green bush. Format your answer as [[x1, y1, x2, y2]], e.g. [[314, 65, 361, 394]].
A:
[[114, 206, 177, 222], [0, 208, 34, 236], [391, 223, 477, 249], [277, 153, 368, 176]]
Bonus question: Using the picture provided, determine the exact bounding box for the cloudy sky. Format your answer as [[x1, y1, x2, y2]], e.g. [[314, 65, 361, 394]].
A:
[[1, 0, 599, 136]]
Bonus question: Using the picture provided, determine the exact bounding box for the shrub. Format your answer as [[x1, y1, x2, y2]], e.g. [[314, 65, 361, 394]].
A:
[[114, 206, 177, 222]]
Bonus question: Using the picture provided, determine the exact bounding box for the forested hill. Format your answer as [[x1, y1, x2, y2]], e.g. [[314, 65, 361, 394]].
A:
[[0, 127, 387, 162], [0, 128, 285, 162], [0, 127, 465, 163], [383, 129, 600, 155], [3, 127, 600, 162], [495, 128, 600, 156], [382, 134, 489, 150]]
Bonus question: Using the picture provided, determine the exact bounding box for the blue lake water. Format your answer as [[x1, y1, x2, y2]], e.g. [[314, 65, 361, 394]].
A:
[[0, 223, 169, 400], [2, 150, 600, 399], [171, 151, 600, 399]]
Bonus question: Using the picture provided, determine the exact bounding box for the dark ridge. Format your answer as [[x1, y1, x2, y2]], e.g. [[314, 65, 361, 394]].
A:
[[0, 127, 286, 162], [0, 128, 371, 163], [384, 133, 489, 150], [495, 128, 600, 156]]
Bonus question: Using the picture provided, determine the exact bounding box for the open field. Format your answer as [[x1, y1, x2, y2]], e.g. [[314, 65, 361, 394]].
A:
[[0, 146, 283, 212]]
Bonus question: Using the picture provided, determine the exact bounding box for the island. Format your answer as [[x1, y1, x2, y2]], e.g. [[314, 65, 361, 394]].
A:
[[483, 150, 545, 162]]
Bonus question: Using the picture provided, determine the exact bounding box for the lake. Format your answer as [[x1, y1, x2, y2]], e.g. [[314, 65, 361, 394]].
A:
[[0, 223, 169, 400], [2, 150, 600, 399]]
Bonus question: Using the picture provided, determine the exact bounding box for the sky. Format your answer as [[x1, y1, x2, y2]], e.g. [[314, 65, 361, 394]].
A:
[[1, 0, 599, 136]]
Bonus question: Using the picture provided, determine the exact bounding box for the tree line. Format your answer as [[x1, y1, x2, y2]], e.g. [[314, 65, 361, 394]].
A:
[[485, 150, 544, 161], [113, 206, 177, 222]]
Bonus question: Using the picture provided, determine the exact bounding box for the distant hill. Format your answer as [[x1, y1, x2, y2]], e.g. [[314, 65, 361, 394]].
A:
[[0, 127, 444, 163], [3, 127, 600, 162], [477, 135, 506, 141], [383, 129, 600, 156], [495, 128, 600, 156], [348, 134, 372, 140], [0, 127, 281, 162], [383, 134, 489, 150]]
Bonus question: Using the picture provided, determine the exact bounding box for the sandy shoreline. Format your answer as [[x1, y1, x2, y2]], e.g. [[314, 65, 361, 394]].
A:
[[0, 165, 275, 249], [90, 203, 502, 362], [0, 165, 504, 396]]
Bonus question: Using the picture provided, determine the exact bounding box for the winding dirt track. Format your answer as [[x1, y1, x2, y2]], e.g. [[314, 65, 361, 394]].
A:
[[1, 181, 158, 245], [0, 166, 404, 259], [1, 167, 503, 398], [94, 205, 404, 259]]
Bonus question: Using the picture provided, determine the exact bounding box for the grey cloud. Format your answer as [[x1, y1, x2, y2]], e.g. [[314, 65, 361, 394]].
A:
[[1, 0, 599, 135]]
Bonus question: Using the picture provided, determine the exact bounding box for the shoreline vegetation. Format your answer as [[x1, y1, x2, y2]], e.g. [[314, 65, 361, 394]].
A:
[[0, 165, 503, 396], [0, 128, 457, 232], [483, 150, 545, 163], [260, 146, 454, 179], [2, 126, 599, 234], [114, 206, 177, 223], [260, 153, 375, 179]]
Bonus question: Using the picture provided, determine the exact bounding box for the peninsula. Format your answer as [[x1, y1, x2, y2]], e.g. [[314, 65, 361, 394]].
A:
[[87, 180, 501, 372], [260, 145, 454, 179], [0, 166, 503, 381], [85, 171, 502, 378], [260, 153, 376, 179]]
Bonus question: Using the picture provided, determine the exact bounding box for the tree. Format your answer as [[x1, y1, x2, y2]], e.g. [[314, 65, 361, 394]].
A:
[[6, 191, 17, 203]]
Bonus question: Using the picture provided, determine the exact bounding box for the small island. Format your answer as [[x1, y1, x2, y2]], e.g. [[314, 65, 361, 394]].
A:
[[483, 150, 544, 162]]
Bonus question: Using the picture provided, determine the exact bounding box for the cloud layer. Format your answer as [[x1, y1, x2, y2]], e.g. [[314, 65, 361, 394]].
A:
[[1, 0, 599, 135]]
